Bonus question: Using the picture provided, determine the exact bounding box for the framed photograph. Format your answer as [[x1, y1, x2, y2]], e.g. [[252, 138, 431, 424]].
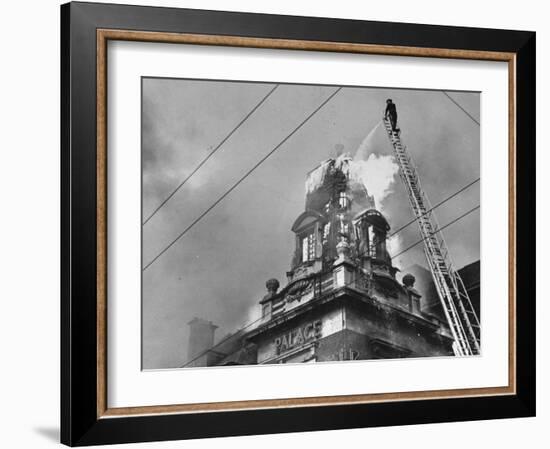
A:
[[61, 2, 535, 446]]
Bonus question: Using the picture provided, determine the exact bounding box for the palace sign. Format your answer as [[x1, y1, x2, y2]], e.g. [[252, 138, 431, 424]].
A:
[[274, 320, 322, 354]]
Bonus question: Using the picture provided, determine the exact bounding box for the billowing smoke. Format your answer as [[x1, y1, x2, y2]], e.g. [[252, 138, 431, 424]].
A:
[[386, 234, 403, 265], [351, 120, 399, 210], [244, 297, 263, 329], [350, 154, 399, 208]]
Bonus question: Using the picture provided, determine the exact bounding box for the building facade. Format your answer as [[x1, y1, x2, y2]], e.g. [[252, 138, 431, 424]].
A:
[[185, 155, 465, 368]]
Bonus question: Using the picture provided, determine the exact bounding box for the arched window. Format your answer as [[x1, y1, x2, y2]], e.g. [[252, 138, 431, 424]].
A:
[[291, 210, 326, 265]]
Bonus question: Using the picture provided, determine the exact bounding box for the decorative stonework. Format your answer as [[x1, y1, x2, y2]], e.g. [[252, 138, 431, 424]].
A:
[[286, 278, 313, 303]]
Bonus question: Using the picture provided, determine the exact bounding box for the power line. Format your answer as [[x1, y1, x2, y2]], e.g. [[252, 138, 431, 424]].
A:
[[391, 204, 480, 259], [142, 84, 280, 225], [388, 177, 480, 238], [143, 87, 343, 271], [442, 91, 480, 126]]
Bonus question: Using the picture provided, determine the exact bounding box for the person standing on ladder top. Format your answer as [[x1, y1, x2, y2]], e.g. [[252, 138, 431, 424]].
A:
[[385, 99, 399, 133]]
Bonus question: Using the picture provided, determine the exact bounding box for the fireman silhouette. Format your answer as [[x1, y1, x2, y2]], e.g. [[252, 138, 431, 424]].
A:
[[385, 99, 399, 133]]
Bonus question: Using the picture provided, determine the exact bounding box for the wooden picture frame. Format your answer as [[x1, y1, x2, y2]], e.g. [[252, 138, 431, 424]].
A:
[[61, 1, 535, 446]]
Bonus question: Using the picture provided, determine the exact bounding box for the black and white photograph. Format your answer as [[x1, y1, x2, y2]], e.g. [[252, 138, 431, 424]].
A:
[[0, 0, 541, 446], [141, 79, 481, 369]]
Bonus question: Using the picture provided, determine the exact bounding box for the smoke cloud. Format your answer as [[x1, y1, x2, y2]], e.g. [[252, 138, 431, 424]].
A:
[[352, 120, 399, 210], [351, 154, 400, 209]]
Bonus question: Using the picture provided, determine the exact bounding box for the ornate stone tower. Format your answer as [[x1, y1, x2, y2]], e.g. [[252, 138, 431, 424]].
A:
[[286, 154, 396, 286], [244, 154, 454, 364]]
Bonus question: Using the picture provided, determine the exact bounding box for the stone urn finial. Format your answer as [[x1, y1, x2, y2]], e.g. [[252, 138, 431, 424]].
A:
[[403, 273, 416, 288], [265, 278, 280, 296], [335, 235, 351, 263]]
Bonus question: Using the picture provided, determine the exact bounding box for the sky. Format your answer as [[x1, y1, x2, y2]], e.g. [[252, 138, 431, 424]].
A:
[[141, 78, 480, 369]]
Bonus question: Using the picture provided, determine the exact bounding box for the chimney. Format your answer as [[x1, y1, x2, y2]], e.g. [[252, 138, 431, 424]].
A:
[[187, 317, 218, 366]]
